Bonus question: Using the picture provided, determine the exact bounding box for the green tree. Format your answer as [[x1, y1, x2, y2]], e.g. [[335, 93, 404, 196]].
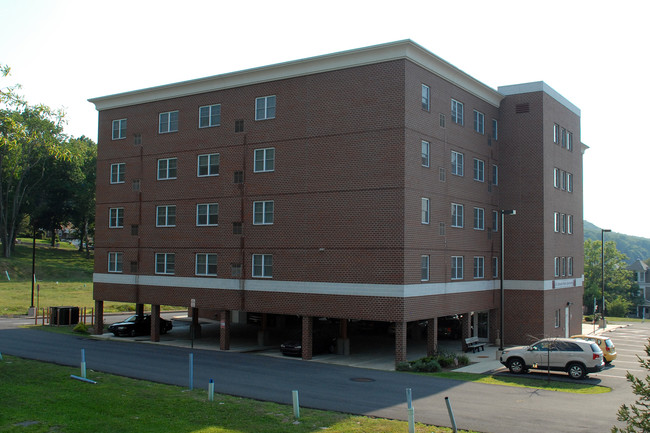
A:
[[612, 338, 650, 432], [584, 239, 635, 315], [0, 64, 69, 257], [67, 136, 96, 257]]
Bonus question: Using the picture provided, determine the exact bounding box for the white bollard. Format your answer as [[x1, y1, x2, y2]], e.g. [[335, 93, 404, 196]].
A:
[[189, 353, 194, 390], [445, 396, 458, 433], [292, 390, 300, 418], [406, 388, 415, 433], [208, 378, 214, 401], [81, 349, 87, 378]]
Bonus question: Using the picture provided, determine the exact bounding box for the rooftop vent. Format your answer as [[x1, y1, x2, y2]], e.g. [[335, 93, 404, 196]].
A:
[[515, 103, 530, 114]]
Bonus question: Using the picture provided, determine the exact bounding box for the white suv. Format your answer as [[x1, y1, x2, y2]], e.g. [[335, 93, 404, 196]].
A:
[[500, 337, 604, 380]]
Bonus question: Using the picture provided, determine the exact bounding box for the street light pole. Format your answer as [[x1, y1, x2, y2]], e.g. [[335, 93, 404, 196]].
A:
[[601, 229, 611, 329], [499, 209, 516, 351]]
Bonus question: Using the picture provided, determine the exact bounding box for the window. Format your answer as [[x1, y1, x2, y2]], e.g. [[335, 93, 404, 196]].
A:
[[473, 158, 484, 182], [639, 272, 646, 283], [134, 133, 142, 145], [568, 214, 574, 234], [252, 254, 272, 278], [492, 119, 498, 141], [473, 208, 484, 230], [568, 256, 574, 276], [555, 309, 561, 328], [567, 131, 573, 151], [110, 163, 125, 184], [554, 212, 560, 232], [231, 263, 242, 277], [159, 111, 179, 133], [439, 167, 446, 182], [451, 203, 464, 228], [132, 179, 140, 191], [108, 252, 123, 273], [554, 168, 560, 188], [561, 170, 566, 190], [157, 158, 177, 180], [562, 256, 567, 276], [451, 256, 463, 280], [421, 198, 430, 224], [492, 257, 498, 278], [421, 255, 430, 281], [473, 110, 484, 134], [553, 124, 560, 144], [255, 95, 276, 120], [451, 99, 464, 125], [232, 222, 243, 235], [196, 203, 219, 226], [554, 257, 560, 277], [440, 113, 446, 128], [254, 148, 275, 172], [109, 208, 124, 228], [253, 201, 274, 225], [199, 104, 221, 128], [451, 151, 464, 176], [131, 225, 139, 236], [492, 210, 499, 232], [492, 165, 498, 185], [561, 213, 567, 233], [561, 128, 567, 148], [474, 256, 484, 279], [421, 140, 430, 167], [155, 253, 175, 275], [439, 222, 446, 236], [567, 172, 573, 192], [195, 253, 217, 276], [235, 119, 244, 133], [130, 261, 138, 273], [197, 153, 220, 177], [234, 171, 244, 184], [112, 119, 126, 140], [422, 85, 430, 111], [156, 205, 176, 227]]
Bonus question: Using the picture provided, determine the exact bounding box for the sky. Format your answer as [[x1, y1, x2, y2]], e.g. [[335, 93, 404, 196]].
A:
[[1, 0, 649, 238]]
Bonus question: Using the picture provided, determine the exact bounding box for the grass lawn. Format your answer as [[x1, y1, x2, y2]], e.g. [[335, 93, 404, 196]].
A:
[[0, 355, 472, 433]]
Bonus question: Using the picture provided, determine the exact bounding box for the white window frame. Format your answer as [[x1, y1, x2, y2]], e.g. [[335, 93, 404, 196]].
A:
[[492, 257, 498, 278], [553, 168, 560, 188], [473, 207, 485, 230], [451, 151, 464, 176], [195, 253, 217, 276], [112, 119, 126, 140], [554, 212, 560, 232], [421, 198, 430, 224], [473, 110, 484, 134], [567, 172, 573, 192], [492, 210, 499, 232], [156, 205, 176, 227], [553, 124, 560, 144], [252, 254, 273, 278], [492, 165, 498, 185], [492, 119, 498, 141], [253, 200, 274, 225], [421, 140, 430, 167], [255, 95, 276, 120], [197, 153, 220, 177], [555, 309, 561, 328], [155, 253, 175, 275], [568, 214, 574, 234], [254, 148, 275, 173], [110, 163, 126, 184], [474, 256, 484, 279], [196, 203, 219, 226], [473, 158, 484, 182], [568, 256, 574, 276], [567, 131, 573, 151], [554, 257, 560, 277], [422, 84, 430, 111], [451, 256, 464, 280], [108, 252, 123, 273], [109, 207, 124, 228], [159, 110, 179, 134], [451, 203, 464, 228], [421, 255, 430, 281], [199, 104, 221, 128], [451, 99, 464, 125], [157, 158, 178, 180]]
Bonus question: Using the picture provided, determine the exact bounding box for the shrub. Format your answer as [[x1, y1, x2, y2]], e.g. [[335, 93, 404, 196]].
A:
[[72, 322, 89, 334], [398, 352, 469, 372]]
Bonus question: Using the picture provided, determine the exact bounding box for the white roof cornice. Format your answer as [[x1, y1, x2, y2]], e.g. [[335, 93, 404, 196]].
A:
[[88, 40, 504, 111]]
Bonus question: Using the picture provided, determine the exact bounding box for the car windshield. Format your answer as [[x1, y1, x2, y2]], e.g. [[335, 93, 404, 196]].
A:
[[124, 315, 138, 323], [605, 339, 614, 348]]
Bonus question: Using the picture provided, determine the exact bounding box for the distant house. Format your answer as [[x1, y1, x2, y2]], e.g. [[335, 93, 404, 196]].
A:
[[629, 259, 650, 318]]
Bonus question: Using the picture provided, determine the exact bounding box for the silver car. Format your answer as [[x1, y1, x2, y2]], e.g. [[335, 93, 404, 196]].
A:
[[500, 337, 604, 380]]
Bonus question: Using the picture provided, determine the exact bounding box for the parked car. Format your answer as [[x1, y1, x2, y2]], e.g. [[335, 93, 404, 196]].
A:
[[571, 334, 617, 364], [280, 331, 337, 357], [500, 337, 604, 379], [108, 314, 173, 337]]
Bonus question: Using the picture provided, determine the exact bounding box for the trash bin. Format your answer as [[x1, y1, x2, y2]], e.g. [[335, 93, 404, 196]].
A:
[[50, 306, 80, 325]]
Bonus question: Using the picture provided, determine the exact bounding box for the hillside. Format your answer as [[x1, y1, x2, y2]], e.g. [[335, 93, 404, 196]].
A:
[[584, 221, 650, 263]]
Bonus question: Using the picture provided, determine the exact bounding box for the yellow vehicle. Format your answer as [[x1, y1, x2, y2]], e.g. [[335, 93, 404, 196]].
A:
[[571, 334, 617, 364]]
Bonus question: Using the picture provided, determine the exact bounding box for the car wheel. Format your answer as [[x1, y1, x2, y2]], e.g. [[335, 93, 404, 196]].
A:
[[129, 329, 136, 337], [507, 358, 526, 374], [567, 363, 586, 380]]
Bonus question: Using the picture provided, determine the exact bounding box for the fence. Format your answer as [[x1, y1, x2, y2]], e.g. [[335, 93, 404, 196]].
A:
[[35, 307, 94, 327]]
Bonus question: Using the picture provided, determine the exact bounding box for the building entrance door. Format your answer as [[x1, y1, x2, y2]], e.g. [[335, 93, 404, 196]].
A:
[[477, 311, 489, 341]]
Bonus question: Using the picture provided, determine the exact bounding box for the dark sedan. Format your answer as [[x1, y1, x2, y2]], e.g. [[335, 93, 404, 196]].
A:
[[280, 331, 336, 357], [108, 314, 172, 337]]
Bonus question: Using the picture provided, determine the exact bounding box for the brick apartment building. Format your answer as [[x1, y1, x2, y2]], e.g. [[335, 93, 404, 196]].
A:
[[89, 40, 585, 364]]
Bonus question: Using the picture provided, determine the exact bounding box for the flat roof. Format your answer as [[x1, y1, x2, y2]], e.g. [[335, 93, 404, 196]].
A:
[[89, 40, 505, 110], [498, 81, 581, 117]]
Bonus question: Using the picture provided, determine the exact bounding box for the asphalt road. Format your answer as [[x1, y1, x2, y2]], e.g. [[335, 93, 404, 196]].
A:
[[1, 321, 647, 432]]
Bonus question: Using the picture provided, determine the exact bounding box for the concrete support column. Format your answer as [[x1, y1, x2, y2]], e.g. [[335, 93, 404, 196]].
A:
[[301, 316, 313, 360], [257, 313, 269, 346], [461, 313, 471, 352], [151, 304, 160, 342], [426, 317, 438, 357], [337, 319, 350, 355], [191, 307, 201, 339], [394, 321, 407, 366], [219, 310, 231, 350], [136, 303, 144, 317], [94, 300, 104, 335], [489, 308, 499, 345]]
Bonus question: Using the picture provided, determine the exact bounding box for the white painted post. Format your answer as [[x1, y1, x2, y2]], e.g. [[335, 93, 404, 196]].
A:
[[406, 388, 415, 433], [189, 353, 194, 390], [292, 390, 300, 418], [81, 349, 87, 378], [208, 378, 214, 401], [445, 396, 457, 433]]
